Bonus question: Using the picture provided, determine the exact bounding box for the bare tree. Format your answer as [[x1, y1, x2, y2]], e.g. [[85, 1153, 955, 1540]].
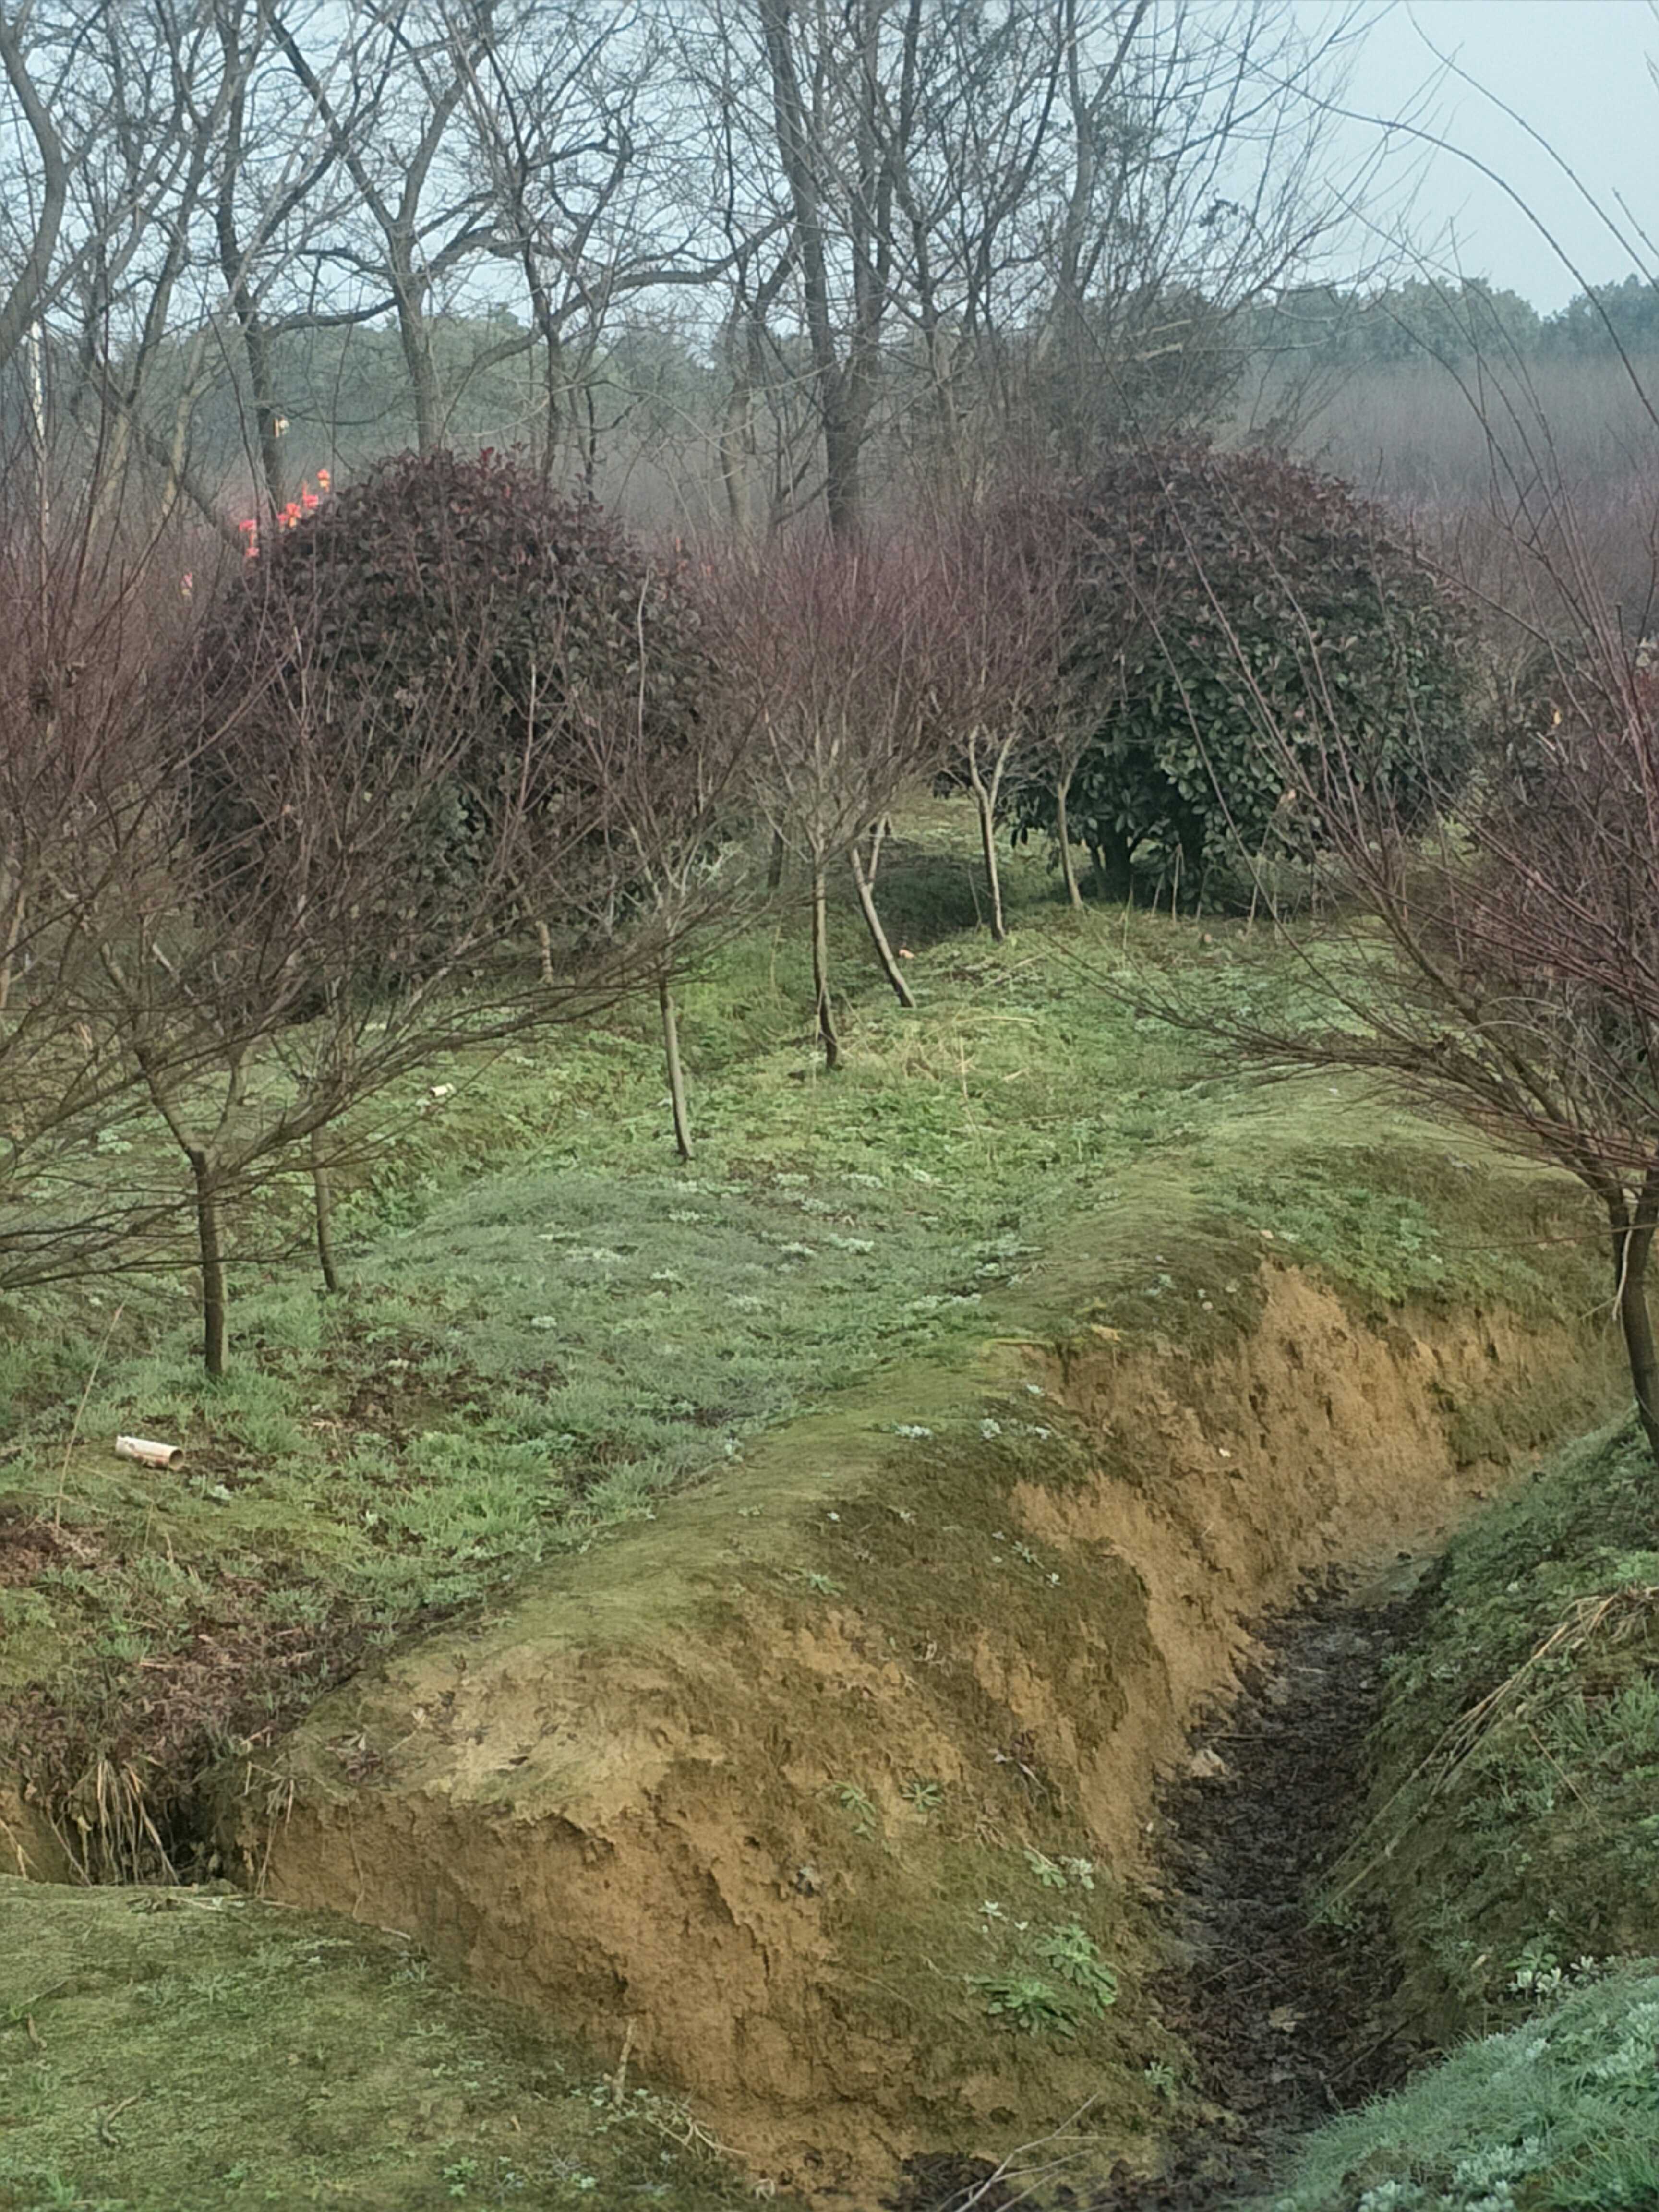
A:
[[1129, 373, 1659, 1456], [1015, 0, 1368, 464], [0, 3, 66, 376], [556, 570, 754, 1156], [73, 613, 660, 1374], [445, 0, 746, 491], [265, 0, 505, 457], [920, 497, 1077, 940], [0, 0, 216, 378], [0, 423, 213, 1289], [716, 534, 944, 1063]]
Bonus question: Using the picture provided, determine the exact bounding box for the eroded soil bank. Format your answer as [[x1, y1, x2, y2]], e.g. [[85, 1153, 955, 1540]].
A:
[[214, 1263, 1619, 2202]]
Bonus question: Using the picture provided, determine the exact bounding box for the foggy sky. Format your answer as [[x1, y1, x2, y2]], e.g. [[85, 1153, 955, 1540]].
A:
[[1306, 0, 1657, 311]]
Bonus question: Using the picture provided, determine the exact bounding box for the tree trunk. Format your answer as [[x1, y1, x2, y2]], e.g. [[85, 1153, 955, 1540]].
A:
[[1095, 828, 1134, 904], [1611, 1193, 1659, 1462], [0, 847, 23, 1012], [391, 259, 439, 454], [192, 1155, 228, 1379], [659, 974, 692, 1161], [1054, 767, 1084, 909], [767, 828, 787, 893], [967, 733, 1009, 942], [810, 856, 839, 1070], [719, 315, 756, 536], [215, 77, 287, 516], [823, 404, 864, 543], [850, 833, 914, 1008], [311, 1128, 340, 1296]]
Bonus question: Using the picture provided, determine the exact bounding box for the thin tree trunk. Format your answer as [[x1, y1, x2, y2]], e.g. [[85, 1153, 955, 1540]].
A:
[[1054, 767, 1083, 909], [850, 833, 914, 1008], [215, 72, 287, 516], [1095, 829, 1133, 903], [810, 855, 839, 1070], [767, 828, 787, 893], [1611, 1193, 1659, 1462], [659, 974, 692, 1161], [395, 274, 439, 455], [823, 406, 865, 543], [534, 919, 554, 985], [192, 1155, 228, 1379], [967, 733, 1010, 942], [311, 1128, 340, 1295], [719, 316, 755, 536], [0, 851, 23, 1012]]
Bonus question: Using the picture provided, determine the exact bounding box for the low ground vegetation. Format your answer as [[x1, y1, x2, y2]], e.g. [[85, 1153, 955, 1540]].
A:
[[5, 814, 1594, 1880], [0, 1879, 754, 2211], [1257, 1418, 1659, 2211], [1349, 1419, 1659, 2028]]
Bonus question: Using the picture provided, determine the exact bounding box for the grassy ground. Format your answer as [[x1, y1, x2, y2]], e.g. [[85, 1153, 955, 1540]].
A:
[[0, 806, 1606, 1868], [1254, 1963, 1659, 2212], [0, 1878, 755, 2212], [0, 802, 1628, 2209], [1252, 1417, 1659, 2211], [1346, 1418, 1659, 2028]]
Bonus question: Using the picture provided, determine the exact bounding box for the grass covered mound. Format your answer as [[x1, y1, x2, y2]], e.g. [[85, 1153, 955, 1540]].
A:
[[0, 1878, 754, 2212], [1350, 1419, 1659, 2024], [1255, 1419, 1659, 2211], [0, 807, 1610, 1874]]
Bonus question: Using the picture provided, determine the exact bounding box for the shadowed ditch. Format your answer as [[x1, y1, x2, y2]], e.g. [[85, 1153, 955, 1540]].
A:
[[906, 1575, 1430, 2212]]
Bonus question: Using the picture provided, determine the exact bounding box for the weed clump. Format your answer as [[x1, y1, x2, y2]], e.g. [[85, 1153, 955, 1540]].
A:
[[1342, 1419, 1659, 2024]]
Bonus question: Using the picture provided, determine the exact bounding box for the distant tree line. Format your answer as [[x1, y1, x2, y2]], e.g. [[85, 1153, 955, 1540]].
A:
[[1254, 274, 1659, 370]]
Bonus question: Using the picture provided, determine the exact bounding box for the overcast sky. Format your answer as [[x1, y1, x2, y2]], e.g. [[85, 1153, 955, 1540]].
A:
[[1303, 0, 1658, 311]]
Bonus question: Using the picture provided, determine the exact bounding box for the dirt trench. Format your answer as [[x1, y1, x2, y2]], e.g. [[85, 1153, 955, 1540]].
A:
[[210, 1265, 1618, 2203], [1069, 1577, 1427, 2212]]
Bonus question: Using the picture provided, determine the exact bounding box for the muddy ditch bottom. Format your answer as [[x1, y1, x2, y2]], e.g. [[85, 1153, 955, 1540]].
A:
[[910, 1569, 1431, 2212]]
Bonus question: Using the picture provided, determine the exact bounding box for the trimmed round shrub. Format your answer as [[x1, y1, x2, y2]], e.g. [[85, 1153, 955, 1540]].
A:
[[181, 448, 710, 938], [1012, 445, 1472, 902]]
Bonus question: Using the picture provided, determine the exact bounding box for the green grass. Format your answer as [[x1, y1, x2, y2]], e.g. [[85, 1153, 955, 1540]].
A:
[[1339, 1418, 1659, 2027], [0, 801, 1631, 2206], [1254, 1964, 1659, 2212], [1251, 1418, 1659, 2212], [0, 1877, 756, 2212], [0, 804, 1609, 1856]]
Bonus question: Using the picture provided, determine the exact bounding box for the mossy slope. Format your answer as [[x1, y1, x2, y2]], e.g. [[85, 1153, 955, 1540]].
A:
[[1255, 1419, 1659, 2211], [0, 1877, 755, 2212]]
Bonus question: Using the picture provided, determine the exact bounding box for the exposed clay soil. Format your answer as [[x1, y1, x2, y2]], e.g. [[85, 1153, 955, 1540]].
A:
[[905, 1576, 1428, 2212], [1094, 1580, 1427, 2208], [225, 1271, 1616, 2200]]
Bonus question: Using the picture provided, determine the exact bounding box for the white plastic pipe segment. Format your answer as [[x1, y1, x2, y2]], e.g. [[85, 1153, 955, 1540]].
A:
[[114, 1435, 183, 1468]]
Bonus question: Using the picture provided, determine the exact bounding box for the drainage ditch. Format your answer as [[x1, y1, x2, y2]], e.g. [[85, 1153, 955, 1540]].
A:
[[912, 1571, 1430, 2212]]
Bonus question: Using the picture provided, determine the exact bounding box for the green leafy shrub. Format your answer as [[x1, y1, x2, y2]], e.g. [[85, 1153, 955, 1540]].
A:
[[180, 448, 712, 940], [1012, 445, 1471, 903]]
